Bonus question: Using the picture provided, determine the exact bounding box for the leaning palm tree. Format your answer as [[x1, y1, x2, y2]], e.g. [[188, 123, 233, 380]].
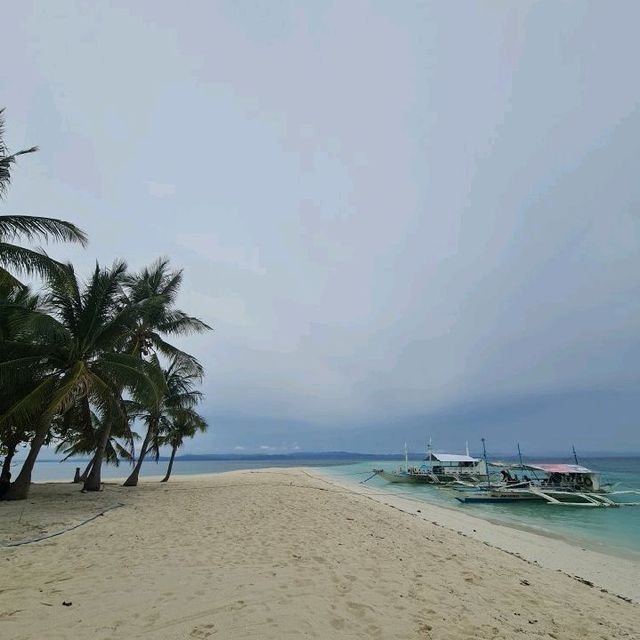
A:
[[159, 407, 207, 483], [54, 406, 137, 482], [0, 261, 158, 499], [82, 257, 211, 486], [0, 109, 87, 286], [123, 353, 202, 487]]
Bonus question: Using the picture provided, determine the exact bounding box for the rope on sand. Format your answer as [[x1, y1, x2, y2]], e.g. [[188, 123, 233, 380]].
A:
[[2, 502, 125, 548]]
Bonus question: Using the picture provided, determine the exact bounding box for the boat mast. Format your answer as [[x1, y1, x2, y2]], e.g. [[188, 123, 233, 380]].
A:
[[572, 445, 580, 466], [481, 438, 491, 487], [404, 442, 408, 467], [517, 443, 540, 483], [517, 442, 524, 467]]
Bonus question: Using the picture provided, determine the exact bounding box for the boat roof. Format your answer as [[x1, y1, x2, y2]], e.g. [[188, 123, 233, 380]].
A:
[[425, 452, 479, 463], [523, 463, 594, 474]]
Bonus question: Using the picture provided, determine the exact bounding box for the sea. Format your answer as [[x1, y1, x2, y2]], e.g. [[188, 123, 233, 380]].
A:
[[29, 455, 640, 559]]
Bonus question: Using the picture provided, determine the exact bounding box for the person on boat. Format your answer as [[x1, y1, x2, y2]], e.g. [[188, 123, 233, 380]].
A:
[[500, 469, 518, 484]]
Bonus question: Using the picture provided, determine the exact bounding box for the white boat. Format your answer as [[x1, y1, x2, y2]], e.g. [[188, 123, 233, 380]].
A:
[[406, 450, 491, 484], [372, 443, 415, 483], [374, 442, 494, 485], [455, 462, 640, 507]]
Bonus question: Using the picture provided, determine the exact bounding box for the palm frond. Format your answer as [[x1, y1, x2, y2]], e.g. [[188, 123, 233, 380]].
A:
[[0, 215, 88, 246], [0, 108, 39, 197], [0, 242, 69, 279]]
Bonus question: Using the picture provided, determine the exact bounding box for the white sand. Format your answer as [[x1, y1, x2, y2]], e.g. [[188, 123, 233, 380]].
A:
[[313, 469, 640, 602], [1, 469, 638, 639]]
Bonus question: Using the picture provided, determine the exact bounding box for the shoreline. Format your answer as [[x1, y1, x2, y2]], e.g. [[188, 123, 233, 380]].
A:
[[316, 469, 640, 564], [30, 464, 640, 564], [1, 469, 638, 639], [307, 468, 640, 603]]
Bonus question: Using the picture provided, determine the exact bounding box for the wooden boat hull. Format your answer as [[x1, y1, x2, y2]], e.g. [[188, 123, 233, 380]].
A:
[[373, 469, 416, 483]]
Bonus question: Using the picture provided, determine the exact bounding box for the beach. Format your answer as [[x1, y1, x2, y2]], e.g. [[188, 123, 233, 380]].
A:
[[1, 469, 638, 639]]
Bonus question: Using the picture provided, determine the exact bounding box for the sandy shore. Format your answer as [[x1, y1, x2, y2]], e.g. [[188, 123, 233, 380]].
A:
[[1, 469, 638, 639], [317, 470, 640, 603]]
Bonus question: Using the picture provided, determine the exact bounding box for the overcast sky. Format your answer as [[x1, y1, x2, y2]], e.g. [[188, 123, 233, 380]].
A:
[[3, 1, 640, 455]]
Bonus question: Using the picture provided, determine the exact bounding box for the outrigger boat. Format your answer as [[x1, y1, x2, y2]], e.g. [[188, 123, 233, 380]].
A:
[[455, 445, 640, 508], [372, 443, 415, 483], [373, 442, 494, 485]]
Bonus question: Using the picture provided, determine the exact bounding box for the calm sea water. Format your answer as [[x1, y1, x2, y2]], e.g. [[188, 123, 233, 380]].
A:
[[28, 455, 640, 558]]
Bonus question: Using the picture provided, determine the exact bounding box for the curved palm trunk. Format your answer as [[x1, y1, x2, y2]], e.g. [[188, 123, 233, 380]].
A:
[[3, 425, 48, 500], [160, 444, 178, 483], [1, 437, 19, 481], [83, 423, 111, 492], [123, 424, 153, 487], [76, 456, 94, 483]]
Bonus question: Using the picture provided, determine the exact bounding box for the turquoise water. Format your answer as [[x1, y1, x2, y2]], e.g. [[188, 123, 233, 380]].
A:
[[29, 455, 640, 558], [317, 457, 640, 560]]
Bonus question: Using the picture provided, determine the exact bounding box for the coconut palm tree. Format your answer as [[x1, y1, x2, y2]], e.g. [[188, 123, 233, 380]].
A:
[[54, 405, 137, 482], [0, 109, 87, 286], [86, 258, 210, 487], [159, 407, 207, 483], [0, 261, 158, 499], [123, 353, 202, 487], [122, 258, 211, 361], [0, 284, 45, 487]]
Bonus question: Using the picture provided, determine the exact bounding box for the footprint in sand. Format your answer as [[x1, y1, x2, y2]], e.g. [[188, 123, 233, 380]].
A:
[[330, 617, 345, 629], [190, 622, 217, 638]]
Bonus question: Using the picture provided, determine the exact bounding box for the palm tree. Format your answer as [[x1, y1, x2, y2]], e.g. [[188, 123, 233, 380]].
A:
[[0, 285, 45, 486], [101, 258, 210, 487], [160, 407, 207, 483], [122, 258, 211, 360], [0, 109, 87, 286], [54, 406, 137, 482], [123, 353, 202, 487], [0, 261, 157, 499]]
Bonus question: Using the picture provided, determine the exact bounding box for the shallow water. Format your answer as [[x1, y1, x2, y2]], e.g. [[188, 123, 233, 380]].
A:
[[318, 457, 640, 559], [28, 455, 640, 558]]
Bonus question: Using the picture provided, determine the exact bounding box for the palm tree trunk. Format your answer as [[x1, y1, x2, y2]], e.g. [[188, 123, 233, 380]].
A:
[[77, 456, 94, 483], [2, 425, 48, 501], [160, 444, 178, 483], [83, 423, 111, 492], [1, 437, 19, 481], [123, 426, 152, 487]]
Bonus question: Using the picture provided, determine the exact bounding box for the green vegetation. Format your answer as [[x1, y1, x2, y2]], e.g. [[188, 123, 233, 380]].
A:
[[0, 109, 210, 500]]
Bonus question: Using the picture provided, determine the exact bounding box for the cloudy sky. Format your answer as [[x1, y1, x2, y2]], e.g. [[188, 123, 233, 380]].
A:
[[3, 1, 640, 455]]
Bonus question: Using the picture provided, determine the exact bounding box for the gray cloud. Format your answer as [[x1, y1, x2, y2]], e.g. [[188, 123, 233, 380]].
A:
[[4, 1, 640, 454]]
